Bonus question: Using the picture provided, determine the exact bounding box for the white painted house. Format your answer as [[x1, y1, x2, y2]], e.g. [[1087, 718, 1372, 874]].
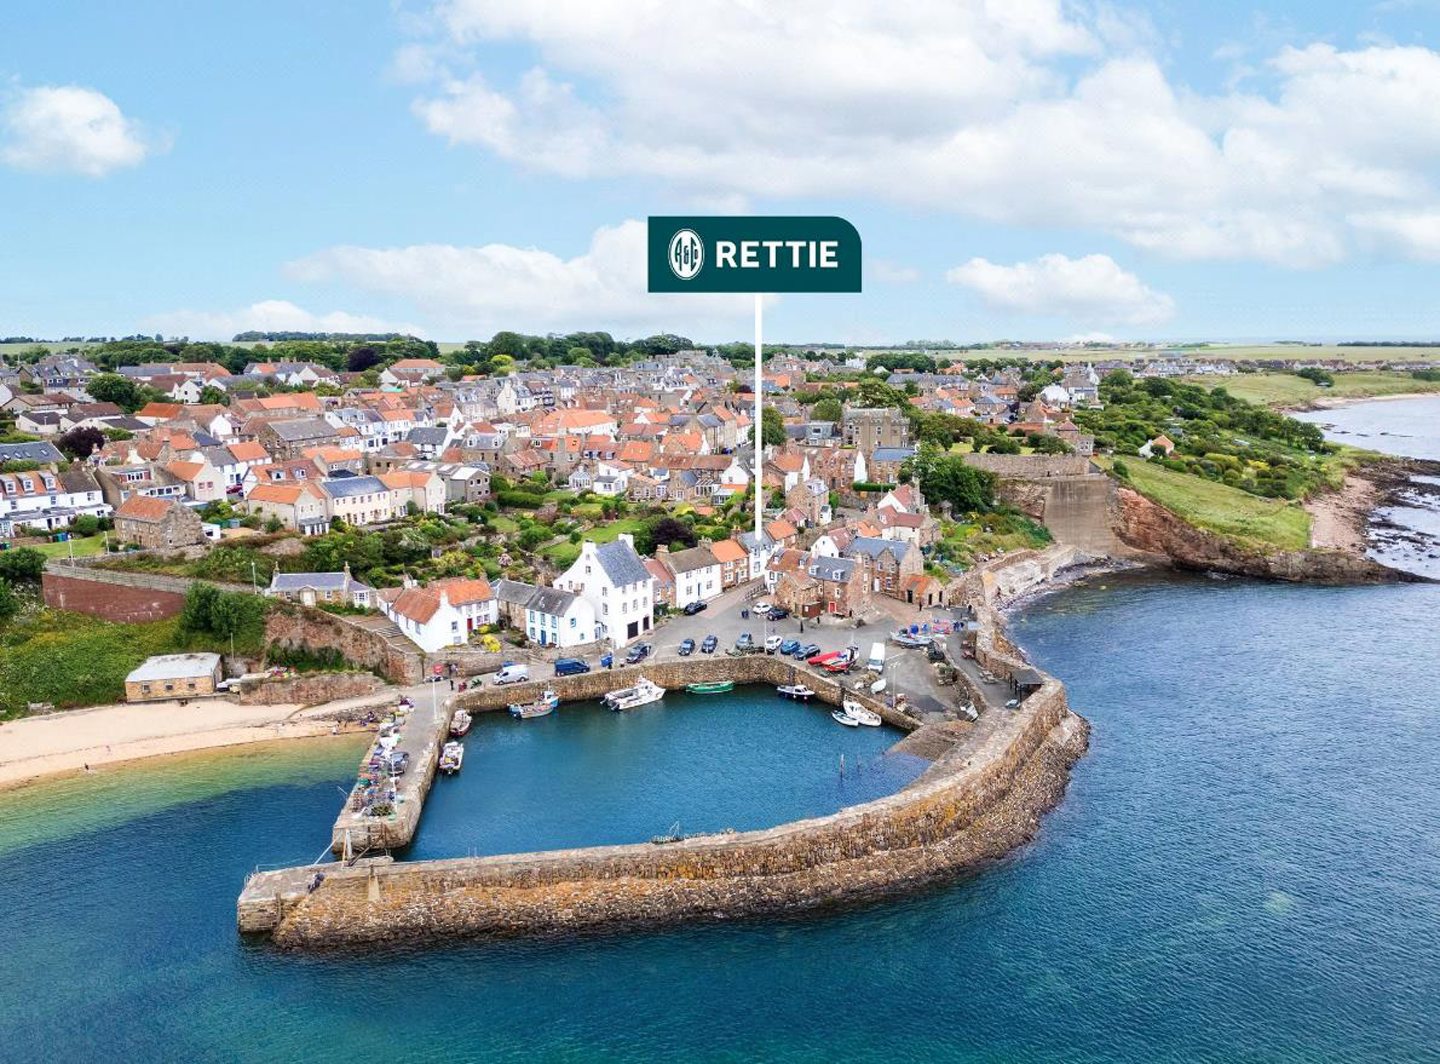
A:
[[556, 534, 655, 647], [524, 586, 600, 649], [657, 544, 722, 607], [379, 576, 497, 653]]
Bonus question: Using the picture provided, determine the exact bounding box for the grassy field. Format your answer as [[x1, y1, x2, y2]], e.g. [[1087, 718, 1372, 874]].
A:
[[0, 611, 187, 715], [1096, 456, 1312, 551], [1185, 371, 1440, 408], [24, 535, 107, 560], [987, 344, 1440, 365]]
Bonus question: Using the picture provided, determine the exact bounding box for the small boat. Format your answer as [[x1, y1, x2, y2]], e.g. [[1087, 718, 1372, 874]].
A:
[[439, 741, 464, 774], [449, 709, 473, 737], [509, 690, 560, 719], [776, 684, 815, 700], [830, 708, 859, 727], [870, 677, 887, 695], [890, 631, 930, 648], [842, 700, 882, 727], [604, 677, 665, 711], [685, 680, 734, 694]]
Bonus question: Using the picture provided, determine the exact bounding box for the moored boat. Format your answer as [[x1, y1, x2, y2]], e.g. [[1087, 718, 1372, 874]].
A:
[[439, 741, 464, 774], [842, 700, 882, 727], [509, 690, 560, 719], [449, 709, 472, 737], [604, 677, 665, 711], [830, 708, 859, 727], [776, 683, 815, 700], [685, 680, 734, 694]]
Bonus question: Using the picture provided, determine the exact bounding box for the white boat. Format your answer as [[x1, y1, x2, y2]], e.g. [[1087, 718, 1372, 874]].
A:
[[439, 741, 464, 774], [842, 700, 882, 727], [776, 683, 815, 700], [830, 708, 859, 727], [509, 690, 560, 719], [449, 709, 472, 737], [604, 677, 665, 711], [870, 677, 887, 695]]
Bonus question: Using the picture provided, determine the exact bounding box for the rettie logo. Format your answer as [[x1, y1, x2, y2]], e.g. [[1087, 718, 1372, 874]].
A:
[[668, 228, 704, 280], [649, 216, 861, 293]]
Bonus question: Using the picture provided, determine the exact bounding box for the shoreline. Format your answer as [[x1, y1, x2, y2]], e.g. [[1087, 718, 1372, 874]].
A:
[[1282, 389, 1440, 414], [0, 697, 378, 792]]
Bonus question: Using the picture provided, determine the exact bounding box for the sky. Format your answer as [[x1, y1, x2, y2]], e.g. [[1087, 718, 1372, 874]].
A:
[[7, 0, 1440, 346]]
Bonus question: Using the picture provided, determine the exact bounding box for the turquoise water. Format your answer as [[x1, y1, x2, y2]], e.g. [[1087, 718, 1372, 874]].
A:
[[3, 578, 1439, 1061], [411, 687, 921, 859]]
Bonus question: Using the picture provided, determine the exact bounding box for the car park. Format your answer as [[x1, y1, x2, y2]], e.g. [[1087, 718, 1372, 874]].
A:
[[701, 635, 718, 654], [682, 600, 707, 615], [625, 642, 652, 665], [678, 638, 696, 656], [752, 601, 773, 617]]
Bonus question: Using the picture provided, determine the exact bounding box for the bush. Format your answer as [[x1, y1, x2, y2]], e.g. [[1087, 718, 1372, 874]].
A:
[[1112, 459, 1131, 478], [0, 547, 46, 583], [264, 643, 351, 672], [497, 490, 546, 509], [851, 481, 897, 493]]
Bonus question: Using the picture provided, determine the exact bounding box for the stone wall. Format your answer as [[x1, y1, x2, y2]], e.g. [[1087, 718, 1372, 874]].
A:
[[998, 475, 1125, 556], [242, 674, 1085, 945], [962, 454, 1094, 478], [233, 671, 384, 707], [263, 603, 423, 684]]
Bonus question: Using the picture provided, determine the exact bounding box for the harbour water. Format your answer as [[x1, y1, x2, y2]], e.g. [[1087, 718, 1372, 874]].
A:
[[3, 400, 1437, 1061]]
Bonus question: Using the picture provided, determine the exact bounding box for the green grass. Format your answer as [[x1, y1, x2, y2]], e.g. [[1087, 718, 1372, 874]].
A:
[[587, 518, 645, 543], [1098, 456, 1311, 551], [27, 535, 107, 560], [1185, 371, 1440, 408], [488, 516, 519, 534], [0, 611, 187, 715]]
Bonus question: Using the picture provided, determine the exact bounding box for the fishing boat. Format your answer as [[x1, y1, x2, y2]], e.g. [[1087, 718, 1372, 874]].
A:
[[830, 708, 860, 727], [439, 741, 464, 774], [508, 690, 560, 719], [890, 630, 930, 649], [449, 709, 473, 737], [842, 700, 883, 727], [776, 683, 815, 700], [685, 680, 734, 694], [604, 676, 665, 711]]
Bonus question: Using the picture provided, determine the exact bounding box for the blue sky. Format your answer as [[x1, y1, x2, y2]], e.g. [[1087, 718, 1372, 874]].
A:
[[6, 0, 1440, 345]]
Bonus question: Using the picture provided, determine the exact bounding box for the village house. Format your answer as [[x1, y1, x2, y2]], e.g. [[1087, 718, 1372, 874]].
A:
[[709, 537, 751, 589], [378, 576, 497, 652], [245, 481, 330, 534], [524, 585, 600, 649], [556, 534, 654, 647], [843, 535, 923, 602], [265, 567, 374, 609], [320, 474, 400, 526], [656, 543, 722, 607], [0, 464, 110, 532], [257, 417, 340, 460], [113, 495, 205, 549]]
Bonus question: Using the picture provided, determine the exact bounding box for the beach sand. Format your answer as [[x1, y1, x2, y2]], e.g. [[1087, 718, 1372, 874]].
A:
[[0, 692, 399, 791], [1306, 473, 1382, 553]]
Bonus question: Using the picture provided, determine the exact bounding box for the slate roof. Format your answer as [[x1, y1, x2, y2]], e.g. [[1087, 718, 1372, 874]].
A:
[[271, 571, 361, 592], [810, 556, 857, 582], [527, 586, 580, 616], [594, 539, 651, 587], [845, 534, 913, 561], [494, 578, 538, 606], [0, 441, 63, 463], [870, 447, 916, 463], [321, 475, 386, 499], [663, 545, 718, 574]]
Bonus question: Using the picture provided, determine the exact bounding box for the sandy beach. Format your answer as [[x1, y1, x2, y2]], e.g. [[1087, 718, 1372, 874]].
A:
[[0, 687, 420, 790], [1306, 473, 1383, 552]]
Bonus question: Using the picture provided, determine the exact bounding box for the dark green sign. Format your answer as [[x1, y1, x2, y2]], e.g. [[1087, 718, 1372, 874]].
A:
[[647, 216, 861, 293]]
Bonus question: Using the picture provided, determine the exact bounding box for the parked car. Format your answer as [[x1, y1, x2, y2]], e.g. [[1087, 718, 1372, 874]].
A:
[[554, 658, 591, 676], [493, 663, 530, 685], [701, 635, 718, 654], [625, 642, 652, 665], [795, 642, 822, 660], [682, 600, 707, 615], [678, 638, 696, 656], [779, 639, 801, 656], [752, 601, 773, 617], [927, 642, 945, 662], [767, 606, 790, 621], [764, 635, 784, 654], [735, 632, 754, 650]]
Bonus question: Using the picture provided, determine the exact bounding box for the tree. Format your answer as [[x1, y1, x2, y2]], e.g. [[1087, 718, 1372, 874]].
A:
[[645, 516, 697, 553], [347, 345, 383, 372], [180, 583, 221, 633], [85, 373, 143, 413], [0, 547, 46, 583], [760, 406, 787, 447], [198, 385, 230, 406], [56, 426, 107, 460], [901, 445, 996, 514], [812, 397, 843, 422]]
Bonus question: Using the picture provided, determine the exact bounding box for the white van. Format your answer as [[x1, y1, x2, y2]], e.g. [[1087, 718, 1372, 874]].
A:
[[866, 642, 886, 673], [493, 663, 530, 685]]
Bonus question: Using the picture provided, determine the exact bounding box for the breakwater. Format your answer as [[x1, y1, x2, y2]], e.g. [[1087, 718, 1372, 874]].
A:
[[238, 547, 1090, 946]]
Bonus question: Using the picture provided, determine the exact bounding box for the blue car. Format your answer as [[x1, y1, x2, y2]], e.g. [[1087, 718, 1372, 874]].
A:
[[779, 639, 801, 656], [701, 635, 718, 654], [794, 642, 822, 660], [678, 638, 695, 656]]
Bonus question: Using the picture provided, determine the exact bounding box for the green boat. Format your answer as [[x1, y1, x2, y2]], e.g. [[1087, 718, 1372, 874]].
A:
[[685, 681, 734, 694]]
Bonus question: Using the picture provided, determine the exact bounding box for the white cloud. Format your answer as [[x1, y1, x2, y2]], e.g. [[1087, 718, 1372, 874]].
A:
[[946, 254, 1175, 325], [397, 3, 1440, 267], [140, 301, 426, 341], [283, 219, 766, 337], [1, 85, 157, 176]]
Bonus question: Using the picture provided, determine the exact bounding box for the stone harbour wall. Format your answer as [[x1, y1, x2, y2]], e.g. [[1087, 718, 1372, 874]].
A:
[[233, 671, 385, 707], [241, 650, 1087, 945]]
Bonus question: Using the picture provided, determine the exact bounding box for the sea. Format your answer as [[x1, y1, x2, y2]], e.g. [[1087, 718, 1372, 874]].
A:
[[1, 400, 1437, 1062]]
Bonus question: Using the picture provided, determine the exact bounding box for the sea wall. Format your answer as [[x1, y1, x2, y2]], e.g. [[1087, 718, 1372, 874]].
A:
[[962, 454, 1094, 478], [245, 676, 1084, 945], [233, 671, 384, 707]]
